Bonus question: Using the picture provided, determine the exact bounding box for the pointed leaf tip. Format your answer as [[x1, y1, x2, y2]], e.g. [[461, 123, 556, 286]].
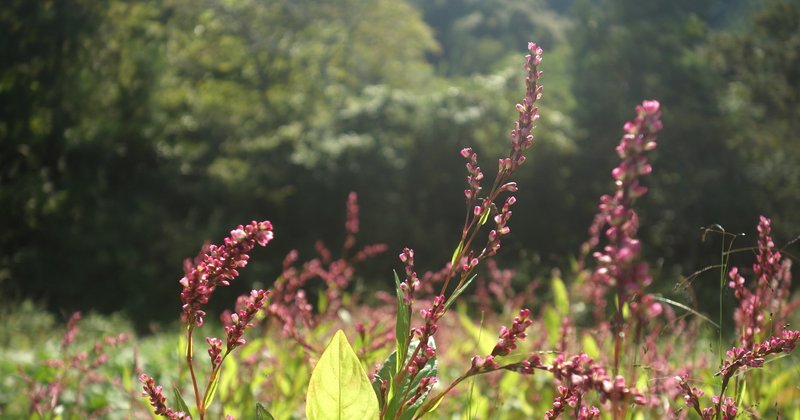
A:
[[306, 330, 379, 420]]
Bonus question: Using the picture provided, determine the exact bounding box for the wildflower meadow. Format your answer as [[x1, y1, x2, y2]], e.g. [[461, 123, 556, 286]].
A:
[[2, 39, 799, 419]]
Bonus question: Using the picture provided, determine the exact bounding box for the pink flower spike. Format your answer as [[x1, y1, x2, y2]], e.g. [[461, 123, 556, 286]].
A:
[[180, 220, 274, 326], [139, 374, 188, 419], [224, 289, 270, 352]]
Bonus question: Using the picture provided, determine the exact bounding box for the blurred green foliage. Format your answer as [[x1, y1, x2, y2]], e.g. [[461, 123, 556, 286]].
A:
[[1, 0, 798, 326]]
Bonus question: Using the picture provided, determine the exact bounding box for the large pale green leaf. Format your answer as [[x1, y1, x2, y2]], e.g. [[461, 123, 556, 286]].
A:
[[306, 330, 379, 420]]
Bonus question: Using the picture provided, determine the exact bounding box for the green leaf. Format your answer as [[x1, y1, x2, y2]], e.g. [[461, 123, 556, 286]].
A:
[[444, 274, 477, 311], [372, 337, 438, 420], [551, 275, 569, 316], [542, 307, 560, 348], [256, 403, 276, 420], [318, 291, 329, 314], [651, 295, 720, 329], [450, 241, 464, 266], [581, 334, 600, 359], [494, 349, 530, 366], [478, 207, 491, 225], [204, 366, 222, 410], [173, 387, 191, 415], [455, 305, 494, 355], [179, 328, 189, 359], [306, 330, 379, 420], [394, 270, 411, 372]]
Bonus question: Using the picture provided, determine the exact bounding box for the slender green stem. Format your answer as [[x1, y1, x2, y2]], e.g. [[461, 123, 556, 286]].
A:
[[185, 324, 203, 419], [719, 229, 725, 365], [715, 375, 731, 420], [415, 373, 471, 418]]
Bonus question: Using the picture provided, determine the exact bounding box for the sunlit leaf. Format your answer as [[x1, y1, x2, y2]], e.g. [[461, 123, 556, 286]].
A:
[[444, 274, 477, 311], [479, 207, 491, 226], [173, 387, 191, 415], [306, 330, 379, 420], [450, 242, 464, 266], [581, 334, 600, 359], [551, 275, 569, 316], [542, 307, 561, 348], [203, 366, 222, 410]]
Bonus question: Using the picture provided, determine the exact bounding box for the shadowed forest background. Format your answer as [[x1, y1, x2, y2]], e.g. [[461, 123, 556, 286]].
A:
[[2, 0, 799, 329]]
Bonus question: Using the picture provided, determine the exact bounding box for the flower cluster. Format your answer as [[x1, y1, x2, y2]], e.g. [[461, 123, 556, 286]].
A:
[[264, 193, 386, 353], [461, 147, 484, 203], [548, 390, 600, 420], [405, 376, 437, 408], [385, 43, 544, 419], [179, 220, 274, 326], [491, 308, 533, 357], [206, 337, 223, 368], [501, 353, 543, 375], [207, 291, 272, 369], [20, 312, 131, 417], [711, 396, 739, 420], [398, 248, 420, 305], [676, 330, 799, 419], [728, 215, 795, 347], [508, 42, 543, 171], [61, 311, 81, 350], [408, 295, 445, 376], [676, 376, 737, 420], [582, 100, 663, 320], [344, 192, 359, 250], [473, 43, 542, 262], [675, 376, 704, 415], [474, 260, 541, 313], [469, 308, 533, 373], [223, 289, 270, 352], [139, 374, 188, 419], [483, 196, 516, 258], [544, 353, 646, 418], [717, 329, 800, 378], [449, 43, 543, 285]]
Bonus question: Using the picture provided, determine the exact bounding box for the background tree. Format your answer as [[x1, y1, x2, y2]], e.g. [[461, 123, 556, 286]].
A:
[[711, 0, 800, 237], [1, 0, 797, 326]]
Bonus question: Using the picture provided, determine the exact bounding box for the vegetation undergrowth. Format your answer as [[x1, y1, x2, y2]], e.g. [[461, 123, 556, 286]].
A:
[[2, 42, 799, 420]]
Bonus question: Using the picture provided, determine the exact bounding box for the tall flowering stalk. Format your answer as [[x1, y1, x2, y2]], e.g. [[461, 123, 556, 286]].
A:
[[580, 100, 663, 375], [676, 217, 799, 419], [542, 353, 646, 419], [141, 221, 274, 419], [728, 215, 796, 349], [414, 309, 535, 413], [676, 330, 800, 419], [426, 342, 647, 419], [264, 192, 387, 355], [19, 312, 132, 418], [381, 43, 543, 419]]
